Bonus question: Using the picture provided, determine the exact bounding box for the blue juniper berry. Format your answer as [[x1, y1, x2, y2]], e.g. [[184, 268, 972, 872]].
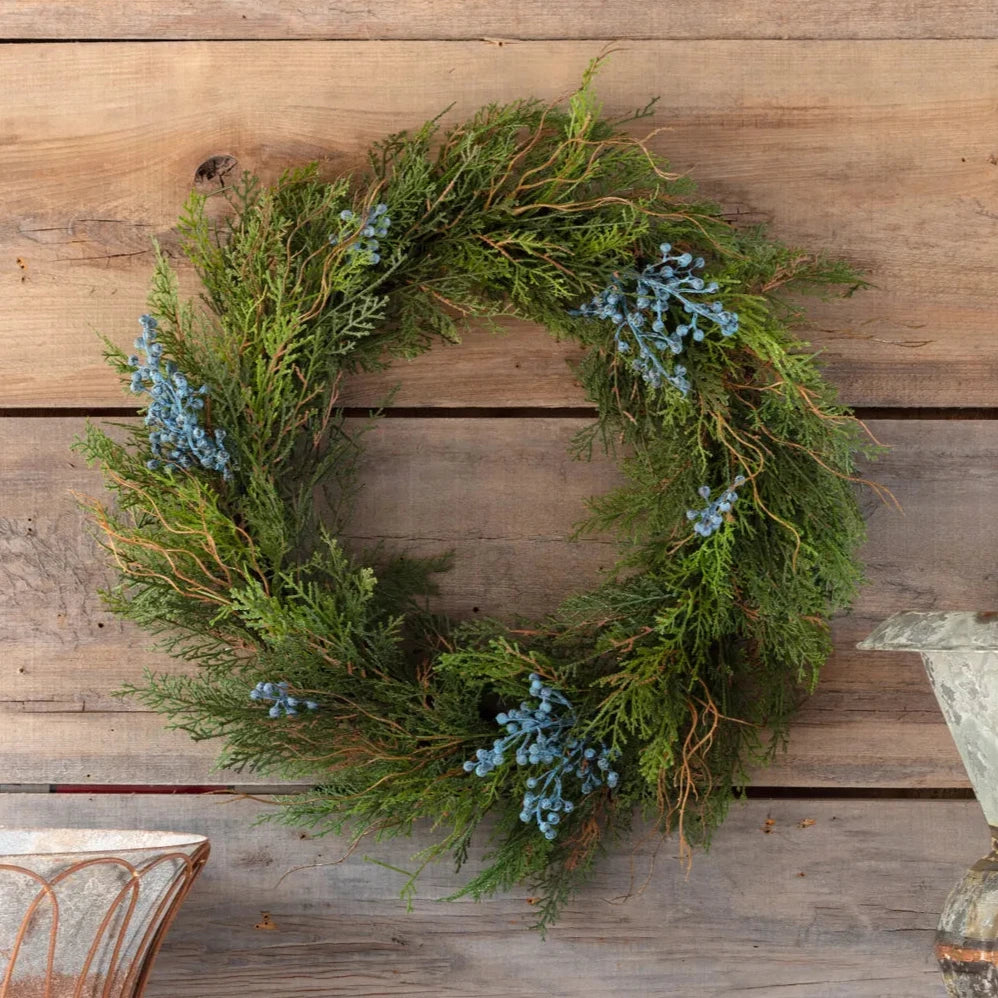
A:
[[570, 243, 739, 395], [128, 315, 233, 479], [249, 680, 319, 719], [687, 474, 748, 538], [463, 673, 619, 841], [329, 202, 391, 265]]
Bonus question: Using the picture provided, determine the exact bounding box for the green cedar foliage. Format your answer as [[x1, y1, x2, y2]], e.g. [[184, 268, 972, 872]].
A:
[[76, 62, 882, 931]]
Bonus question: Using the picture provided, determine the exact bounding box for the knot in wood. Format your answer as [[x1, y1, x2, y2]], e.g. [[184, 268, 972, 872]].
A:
[[194, 155, 238, 191]]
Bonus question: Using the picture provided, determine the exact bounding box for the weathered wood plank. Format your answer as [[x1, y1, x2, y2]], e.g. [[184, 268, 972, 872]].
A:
[[1, 415, 992, 786], [0, 1, 994, 40], [2, 41, 998, 407], [0, 416, 622, 712], [0, 714, 265, 784], [3, 415, 986, 700], [0, 708, 966, 787], [0, 792, 973, 995]]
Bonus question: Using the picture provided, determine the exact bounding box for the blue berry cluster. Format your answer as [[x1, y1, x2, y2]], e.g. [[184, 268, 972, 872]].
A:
[[249, 680, 319, 719], [463, 674, 619, 841], [571, 243, 739, 395], [687, 474, 747, 537], [329, 203, 391, 265], [128, 315, 232, 479]]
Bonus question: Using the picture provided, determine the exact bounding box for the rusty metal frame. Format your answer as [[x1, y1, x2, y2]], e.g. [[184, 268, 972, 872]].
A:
[[0, 840, 209, 998]]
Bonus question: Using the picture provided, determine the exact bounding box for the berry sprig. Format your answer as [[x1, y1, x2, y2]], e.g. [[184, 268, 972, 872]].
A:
[[463, 674, 619, 840], [571, 244, 739, 395], [249, 680, 319, 719], [329, 202, 391, 265], [128, 314, 233, 479], [687, 475, 748, 538]]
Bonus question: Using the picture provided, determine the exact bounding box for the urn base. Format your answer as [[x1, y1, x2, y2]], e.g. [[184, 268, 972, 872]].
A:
[[937, 829, 998, 997]]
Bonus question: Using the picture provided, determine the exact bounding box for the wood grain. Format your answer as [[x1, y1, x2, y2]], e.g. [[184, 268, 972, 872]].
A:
[[1, 702, 964, 787], [1, 414, 994, 786], [2, 41, 998, 407], [0, 14, 988, 994], [0, 792, 975, 996], [0, 1, 995, 40]]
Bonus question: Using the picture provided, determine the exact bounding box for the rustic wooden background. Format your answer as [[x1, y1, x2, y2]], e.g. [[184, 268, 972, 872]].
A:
[[1, 4, 996, 995]]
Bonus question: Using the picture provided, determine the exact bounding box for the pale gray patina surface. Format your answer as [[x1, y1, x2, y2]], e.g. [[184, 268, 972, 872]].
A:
[[861, 611, 998, 825], [0, 828, 208, 996], [860, 611, 998, 654], [863, 612, 998, 996]]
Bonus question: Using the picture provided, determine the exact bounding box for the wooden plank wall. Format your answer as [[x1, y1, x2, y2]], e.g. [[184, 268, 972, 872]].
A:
[[1, 5, 996, 995]]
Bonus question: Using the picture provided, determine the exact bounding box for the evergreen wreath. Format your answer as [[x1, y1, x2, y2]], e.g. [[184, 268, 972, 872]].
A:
[[77, 64, 885, 930]]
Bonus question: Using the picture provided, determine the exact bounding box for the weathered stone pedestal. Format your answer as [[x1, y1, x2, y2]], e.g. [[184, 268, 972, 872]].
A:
[[861, 611, 998, 997]]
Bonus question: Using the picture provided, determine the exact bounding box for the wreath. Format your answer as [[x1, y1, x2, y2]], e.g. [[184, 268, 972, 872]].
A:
[[77, 64, 883, 930]]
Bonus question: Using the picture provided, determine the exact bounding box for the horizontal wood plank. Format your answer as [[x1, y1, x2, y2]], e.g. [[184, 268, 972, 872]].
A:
[[0, 708, 964, 788], [0, 792, 973, 995], [0, 714, 262, 784], [1, 415, 993, 786], [0, 1, 994, 40], [2, 41, 998, 407]]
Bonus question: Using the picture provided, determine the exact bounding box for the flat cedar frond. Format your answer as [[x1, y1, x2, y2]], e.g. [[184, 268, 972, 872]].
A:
[[77, 63, 879, 930]]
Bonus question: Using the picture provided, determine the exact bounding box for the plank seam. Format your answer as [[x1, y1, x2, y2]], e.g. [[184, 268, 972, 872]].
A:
[[2, 36, 998, 43], [3, 406, 997, 420], [0, 785, 976, 799]]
